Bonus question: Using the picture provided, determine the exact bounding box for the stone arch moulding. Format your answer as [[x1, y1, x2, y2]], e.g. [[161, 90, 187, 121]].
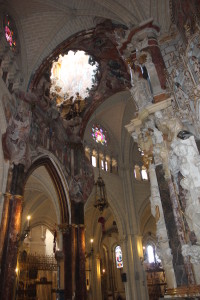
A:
[[24, 155, 71, 225], [28, 20, 130, 137]]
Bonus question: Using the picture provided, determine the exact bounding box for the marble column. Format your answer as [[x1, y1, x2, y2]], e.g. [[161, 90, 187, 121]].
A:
[[62, 224, 76, 300], [0, 195, 23, 300], [155, 164, 190, 286], [76, 225, 86, 300], [168, 179, 195, 285], [170, 136, 200, 284], [149, 164, 176, 288], [0, 166, 16, 267], [70, 201, 87, 300], [0, 163, 24, 300], [0, 193, 11, 265]]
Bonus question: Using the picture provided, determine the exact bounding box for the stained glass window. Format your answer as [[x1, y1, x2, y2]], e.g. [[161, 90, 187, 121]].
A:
[[92, 125, 107, 145], [4, 15, 16, 49], [115, 246, 123, 268]]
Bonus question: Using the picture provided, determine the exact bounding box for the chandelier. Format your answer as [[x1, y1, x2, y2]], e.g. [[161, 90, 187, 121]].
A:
[[94, 175, 108, 212]]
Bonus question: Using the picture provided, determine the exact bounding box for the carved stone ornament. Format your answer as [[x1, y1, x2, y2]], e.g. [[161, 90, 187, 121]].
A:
[[3, 101, 31, 167], [149, 164, 174, 271], [129, 66, 153, 111], [182, 244, 200, 264], [165, 28, 200, 138], [170, 136, 200, 242]]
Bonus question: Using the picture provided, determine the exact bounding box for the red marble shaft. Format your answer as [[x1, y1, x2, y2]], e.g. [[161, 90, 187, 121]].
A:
[[1, 195, 22, 300]]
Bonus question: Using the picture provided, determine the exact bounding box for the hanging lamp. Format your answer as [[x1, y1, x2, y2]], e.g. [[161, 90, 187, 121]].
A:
[[94, 170, 108, 212]]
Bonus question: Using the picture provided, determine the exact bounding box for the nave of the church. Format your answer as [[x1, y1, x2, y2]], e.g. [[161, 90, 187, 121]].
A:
[[0, 1, 200, 299]]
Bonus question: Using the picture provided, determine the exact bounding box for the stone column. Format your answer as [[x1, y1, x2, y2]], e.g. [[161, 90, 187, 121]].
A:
[[55, 250, 64, 295], [170, 136, 200, 284], [155, 165, 191, 286], [168, 178, 195, 285], [0, 193, 11, 264], [76, 225, 87, 300], [69, 143, 94, 299], [70, 201, 87, 300], [61, 224, 76, 300], [149, 163, 176, 288], [1, 195, 23, 298], [0, 166, 14, 266], [0, 163, 24, 300], [110, 156, 113, 173], [90, 253, 102, 300], [120, 234, 149, 300]]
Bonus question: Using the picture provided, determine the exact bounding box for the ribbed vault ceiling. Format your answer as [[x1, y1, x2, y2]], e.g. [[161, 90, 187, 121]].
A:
[[22, 166, 60, 232], [1, 0, 171, 84]]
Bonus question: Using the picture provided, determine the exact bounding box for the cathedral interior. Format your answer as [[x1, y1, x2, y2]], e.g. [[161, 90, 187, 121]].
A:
[[0, 1, 200, 300]]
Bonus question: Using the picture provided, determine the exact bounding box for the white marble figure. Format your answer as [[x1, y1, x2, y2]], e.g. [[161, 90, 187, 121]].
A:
[[130, 69, 153, 110]]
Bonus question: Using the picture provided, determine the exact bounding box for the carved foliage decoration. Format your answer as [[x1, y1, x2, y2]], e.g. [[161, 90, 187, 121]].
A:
[[165, 28, 200, 138]]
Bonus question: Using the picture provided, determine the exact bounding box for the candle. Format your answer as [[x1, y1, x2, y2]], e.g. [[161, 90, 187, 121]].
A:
[[27, 215, 31, 227]]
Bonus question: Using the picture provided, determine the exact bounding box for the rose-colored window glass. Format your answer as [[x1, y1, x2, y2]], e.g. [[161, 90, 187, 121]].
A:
[[4, 16, 16, 49], [92, 125, 107, 145]]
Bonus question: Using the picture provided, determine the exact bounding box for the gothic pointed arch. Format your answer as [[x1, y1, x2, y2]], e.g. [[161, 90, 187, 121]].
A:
[[24, 155, 70, 224]]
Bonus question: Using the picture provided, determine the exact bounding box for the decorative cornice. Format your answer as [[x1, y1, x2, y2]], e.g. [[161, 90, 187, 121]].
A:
[[125, 98, 172, 135]]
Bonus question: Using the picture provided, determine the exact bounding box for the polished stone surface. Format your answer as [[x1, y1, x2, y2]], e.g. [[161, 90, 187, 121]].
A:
[[156, 165, 188, 286]]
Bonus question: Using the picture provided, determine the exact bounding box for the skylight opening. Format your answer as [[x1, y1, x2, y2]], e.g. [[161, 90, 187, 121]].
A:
[[50, 50, 99, 105]]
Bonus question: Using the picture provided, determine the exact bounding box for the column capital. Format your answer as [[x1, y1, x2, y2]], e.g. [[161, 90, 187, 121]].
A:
[[13, 195, 23, 201], [125, 98, 172, 136], [78, 224, 85, 229], [58, 223, 77, 233]]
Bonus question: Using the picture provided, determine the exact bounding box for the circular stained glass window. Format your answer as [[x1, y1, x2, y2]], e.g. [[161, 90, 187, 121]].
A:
[[92, 125, 107, 145], [4, 15, 16, 50]]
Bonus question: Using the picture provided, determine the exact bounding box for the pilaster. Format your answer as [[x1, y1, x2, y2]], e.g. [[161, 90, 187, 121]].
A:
[[89, 253, 102, 300], [120, 234, 149, 300]]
